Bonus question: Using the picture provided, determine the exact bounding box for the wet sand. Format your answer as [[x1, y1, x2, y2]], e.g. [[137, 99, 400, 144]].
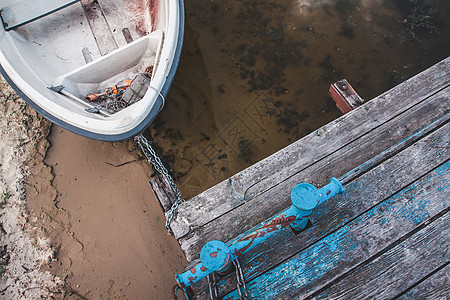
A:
[[26, 127, 187, 299], [1, 72, 187, 299]]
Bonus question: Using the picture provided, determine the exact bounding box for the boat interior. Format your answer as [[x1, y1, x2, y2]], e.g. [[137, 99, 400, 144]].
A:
[[0, 0, 167, 118]]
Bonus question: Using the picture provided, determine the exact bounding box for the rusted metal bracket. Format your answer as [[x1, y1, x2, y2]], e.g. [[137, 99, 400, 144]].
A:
[[329, 79, 365, 114]]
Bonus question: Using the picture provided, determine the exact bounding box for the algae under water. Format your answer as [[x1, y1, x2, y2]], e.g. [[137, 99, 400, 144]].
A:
[[144, 0, 450, 199]]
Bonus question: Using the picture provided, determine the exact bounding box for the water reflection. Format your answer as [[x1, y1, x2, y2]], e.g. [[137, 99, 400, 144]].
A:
[[144, 0, 450, 199]]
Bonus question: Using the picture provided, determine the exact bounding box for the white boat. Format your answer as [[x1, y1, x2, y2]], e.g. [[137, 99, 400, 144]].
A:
[[0, 0, 184, 141]]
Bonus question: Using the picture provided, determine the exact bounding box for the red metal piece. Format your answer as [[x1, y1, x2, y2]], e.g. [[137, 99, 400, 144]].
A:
[[329, 79, 365, 114]]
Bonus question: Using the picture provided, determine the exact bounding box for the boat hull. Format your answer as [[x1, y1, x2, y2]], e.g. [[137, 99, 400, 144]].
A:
[[0, 0, 184, 142]]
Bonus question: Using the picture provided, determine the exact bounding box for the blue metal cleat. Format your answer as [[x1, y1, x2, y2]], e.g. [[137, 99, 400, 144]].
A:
[[175, 177, 344, 291], [290, 177, 344, 232]]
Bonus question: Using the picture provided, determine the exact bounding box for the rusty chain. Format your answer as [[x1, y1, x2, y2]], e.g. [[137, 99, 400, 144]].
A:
[[233, 259, 249, 300], [135, 133, 185, 234], [207, 258, 249, 300]]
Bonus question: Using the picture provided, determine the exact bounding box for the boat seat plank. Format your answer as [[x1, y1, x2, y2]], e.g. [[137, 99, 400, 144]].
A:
[[82, 0, 118, 56], [95, 0, 153, 47], [170, 57, 450, 240], [51, 30, 162, 98], [220, 161, 449, 299], [190, 121, 450, 298], [178, 85, 450, 261], [0, 0, 80, 30], [397, 264, 450, 300]]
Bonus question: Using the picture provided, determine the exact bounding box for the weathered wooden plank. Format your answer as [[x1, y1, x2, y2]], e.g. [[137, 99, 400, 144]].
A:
[[221, 162, 450, 299], [171, 57, 450, 239], [310, 216, 450, 299], [191, 124, 450, 298], [149, 175, 177, 213], [179, 88, 450, 261], [396, 264, 450, 300], [339, 115, 449, 185], [338, 114, 450, 185]]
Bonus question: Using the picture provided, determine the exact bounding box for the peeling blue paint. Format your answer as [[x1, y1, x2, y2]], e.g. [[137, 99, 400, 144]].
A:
[[435, 163, 449, 175], [175, 178, 344, 290], [222, 161, 449, 299]]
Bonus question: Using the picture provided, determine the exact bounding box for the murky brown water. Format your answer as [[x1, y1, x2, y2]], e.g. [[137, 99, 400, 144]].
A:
[[144, 0, 450, 199]]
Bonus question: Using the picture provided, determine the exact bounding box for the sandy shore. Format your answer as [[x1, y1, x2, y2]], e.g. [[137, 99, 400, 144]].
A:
[[0, 76, 63, 299], [0, 75, 187, 299]]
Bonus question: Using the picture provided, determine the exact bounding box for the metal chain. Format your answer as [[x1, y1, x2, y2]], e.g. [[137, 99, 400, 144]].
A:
[[207, 258, 249, 300], [207, 272, 219, 300], [134, 133, 185, 234], [233, 259, 249, 300]]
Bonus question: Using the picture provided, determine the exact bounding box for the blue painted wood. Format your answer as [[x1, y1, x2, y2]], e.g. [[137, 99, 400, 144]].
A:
[[191, 121, 450, 299], [311, 214, 450, 299], [221, 161, 449, 299], [397, 264, 450, 300], [178, 86, 450, 262]]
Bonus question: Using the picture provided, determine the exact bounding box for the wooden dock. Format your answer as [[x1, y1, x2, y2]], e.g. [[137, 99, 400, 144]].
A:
[[170, 57, 450, 299]]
